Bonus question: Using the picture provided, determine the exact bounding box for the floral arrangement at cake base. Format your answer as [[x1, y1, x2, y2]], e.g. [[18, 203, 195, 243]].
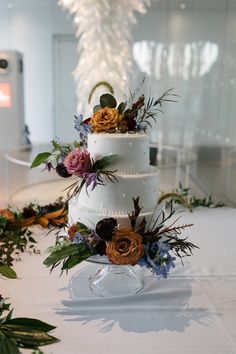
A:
[[43, 198, 197, 283]]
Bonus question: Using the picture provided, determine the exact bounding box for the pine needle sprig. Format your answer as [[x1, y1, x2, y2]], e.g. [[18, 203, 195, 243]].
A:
[[126, 77, 146, 106], [133, 197, 197, 260], [162, 235, 199, 260], [135, 88, 178, 128], [62, 179, 85, 201], [153, 88, 179, 107]]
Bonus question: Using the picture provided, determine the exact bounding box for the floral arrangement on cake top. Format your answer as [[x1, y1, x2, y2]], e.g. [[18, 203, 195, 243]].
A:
[[88, 81, 177, 134], [44, 198, 197, 279], [30, 82, 176, 198]]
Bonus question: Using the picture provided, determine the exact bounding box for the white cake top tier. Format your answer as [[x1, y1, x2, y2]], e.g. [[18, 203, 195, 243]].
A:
[[87, 132, 150, 173]]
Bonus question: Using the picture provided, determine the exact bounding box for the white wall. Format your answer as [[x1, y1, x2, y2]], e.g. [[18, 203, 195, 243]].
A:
[[0, 0, 74, 144]]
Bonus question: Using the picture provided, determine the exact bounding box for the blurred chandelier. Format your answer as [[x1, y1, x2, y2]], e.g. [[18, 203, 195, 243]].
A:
[[58, 0, 151, 114]]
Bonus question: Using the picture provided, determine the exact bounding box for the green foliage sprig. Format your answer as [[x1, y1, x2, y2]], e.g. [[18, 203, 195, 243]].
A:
[[0, 216, 37, 279], [158, 183, 225, 211], [135, 88, 178, 129], [30, 139, 80, 169], [0, 296, 59, 354], [0, 198, 67, 278]]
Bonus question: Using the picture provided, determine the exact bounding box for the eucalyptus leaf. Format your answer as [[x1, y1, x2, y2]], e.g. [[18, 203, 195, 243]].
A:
[[61, 249, 91, 270], [30, 152, 51, 169], [43, 243, 80, 267], [100, 93, 117, 108], [93, 154, 119, 171], [76, 222, 92, 235], [45, 241, 68, 255], [51, 139, 60, 149], [117, 101, 126, 115], [93, 104, 101, 113], [9, 329, 59, 348], [0, 265, 17, 279], [76, 222, 90, 231], [4, 318, 56, 332]]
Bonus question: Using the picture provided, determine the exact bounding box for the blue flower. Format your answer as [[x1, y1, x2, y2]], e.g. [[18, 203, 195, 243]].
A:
[[74, 114, 91, 144], [72, 231, 84, 245], [138, 241, 175, 279]]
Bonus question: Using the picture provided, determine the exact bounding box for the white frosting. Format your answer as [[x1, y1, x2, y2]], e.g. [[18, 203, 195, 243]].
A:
[[88, 132, 150, 173], [69, 202, 159, 229], [68, 132, 160, 228], [78, 166, 159, 213]]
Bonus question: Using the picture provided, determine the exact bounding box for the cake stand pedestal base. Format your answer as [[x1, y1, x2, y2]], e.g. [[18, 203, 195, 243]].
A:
[[89, 264, 143, 297]]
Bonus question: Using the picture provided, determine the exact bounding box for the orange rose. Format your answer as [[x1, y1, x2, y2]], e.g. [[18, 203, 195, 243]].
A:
[[0, 209, 15, 222], [89, 107, 121, 132], [107, 228, 144, 265]]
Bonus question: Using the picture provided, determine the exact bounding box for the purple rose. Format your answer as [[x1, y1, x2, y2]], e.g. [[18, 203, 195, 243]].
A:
[[64, 149, 92, 177]]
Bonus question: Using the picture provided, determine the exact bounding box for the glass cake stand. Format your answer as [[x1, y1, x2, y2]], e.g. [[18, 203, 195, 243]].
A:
[[87, 255, 143, 297]]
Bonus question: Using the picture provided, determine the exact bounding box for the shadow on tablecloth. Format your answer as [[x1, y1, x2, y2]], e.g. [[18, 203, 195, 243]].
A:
[[55, 264, 210, 333]]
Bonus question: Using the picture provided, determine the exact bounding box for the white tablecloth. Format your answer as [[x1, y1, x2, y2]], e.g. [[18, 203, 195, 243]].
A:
[[2, 207, 236, 354]]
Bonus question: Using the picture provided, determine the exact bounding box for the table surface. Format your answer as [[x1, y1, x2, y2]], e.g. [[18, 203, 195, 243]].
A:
[[2, 207, 236, 354]]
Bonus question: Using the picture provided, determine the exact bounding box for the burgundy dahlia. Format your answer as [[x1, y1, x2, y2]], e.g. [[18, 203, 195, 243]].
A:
[[56, 163, 72, 178], [95, 239, 107, 256], [95, 218, 117, 241]]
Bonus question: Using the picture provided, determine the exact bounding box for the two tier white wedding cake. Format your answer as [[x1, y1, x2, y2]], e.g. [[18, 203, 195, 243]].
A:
[[69, 132, 159, 228]]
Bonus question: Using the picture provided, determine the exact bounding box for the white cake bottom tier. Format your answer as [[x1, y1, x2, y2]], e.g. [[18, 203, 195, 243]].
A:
[[68, 203, 160, 229], [78, 166, 159, 213]]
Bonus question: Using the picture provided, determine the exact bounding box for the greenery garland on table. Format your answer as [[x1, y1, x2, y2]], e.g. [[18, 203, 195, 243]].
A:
[[0, 198, 67, 279], [158, 183, 225, 211], [0, 201, 65, 353]]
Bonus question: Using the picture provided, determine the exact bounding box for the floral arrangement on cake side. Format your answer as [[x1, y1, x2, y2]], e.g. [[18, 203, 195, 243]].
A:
[[44, 198, 197, 279], [30, 82, 177, 198]]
